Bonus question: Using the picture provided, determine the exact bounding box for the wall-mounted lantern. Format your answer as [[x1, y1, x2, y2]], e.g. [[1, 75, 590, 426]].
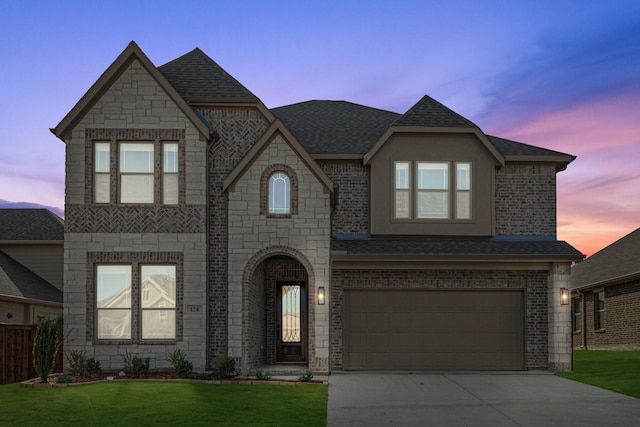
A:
[[560, 288, 569, 305], [318, 287, 326, 305]]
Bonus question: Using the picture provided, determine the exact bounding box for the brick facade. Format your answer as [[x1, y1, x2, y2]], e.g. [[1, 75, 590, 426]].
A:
[[495, 164, 556, 236], [319, 160, 369, 235], [572, 280, 640, 350], [198, 107, 270, 367]]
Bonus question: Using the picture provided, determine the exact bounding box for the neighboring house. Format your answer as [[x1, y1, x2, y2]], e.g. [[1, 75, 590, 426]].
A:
[[570, 228, 640, 350], [52, 41, 583, 374], [0, 209, 64, 324]]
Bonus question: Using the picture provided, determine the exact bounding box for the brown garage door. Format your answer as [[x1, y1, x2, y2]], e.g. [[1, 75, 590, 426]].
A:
[[343, 290, 524, 370]]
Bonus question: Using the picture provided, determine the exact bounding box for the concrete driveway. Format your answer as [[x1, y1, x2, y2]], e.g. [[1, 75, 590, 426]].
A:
[[327, 372, 640, 426]]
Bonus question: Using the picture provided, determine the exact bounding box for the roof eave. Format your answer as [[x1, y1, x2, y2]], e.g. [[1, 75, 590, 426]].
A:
[[330, 253, 584, 263], [505, 154, 577, 172], [571, 271, 640, 292]]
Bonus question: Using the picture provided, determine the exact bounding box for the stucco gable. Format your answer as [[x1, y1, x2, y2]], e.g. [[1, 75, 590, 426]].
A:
[[52, 41, 213, 141], [223, 120, 334, 195]]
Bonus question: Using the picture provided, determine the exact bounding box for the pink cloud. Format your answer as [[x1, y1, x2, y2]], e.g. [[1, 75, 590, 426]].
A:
[[493, 91, 640, 257]]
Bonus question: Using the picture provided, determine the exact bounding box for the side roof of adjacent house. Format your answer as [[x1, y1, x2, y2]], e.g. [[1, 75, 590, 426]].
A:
[[0, 209, 64, 242], [571, 227, 640, 290], [0, 209, 64, 304]]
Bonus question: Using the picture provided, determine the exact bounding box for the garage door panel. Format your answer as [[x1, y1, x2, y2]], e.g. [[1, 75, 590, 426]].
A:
[[344, 290, 524, 371]]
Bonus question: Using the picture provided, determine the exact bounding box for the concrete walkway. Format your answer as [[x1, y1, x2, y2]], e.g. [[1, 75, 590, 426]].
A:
[[327, 372, 640, 426]]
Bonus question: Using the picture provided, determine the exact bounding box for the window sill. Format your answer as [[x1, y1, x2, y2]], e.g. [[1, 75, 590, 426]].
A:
[[572, 330, 581, 334], [267, 214, 292, 219], [595, 329, 606, 333]]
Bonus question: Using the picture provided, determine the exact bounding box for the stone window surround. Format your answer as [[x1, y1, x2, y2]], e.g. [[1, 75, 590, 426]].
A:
[[260, 164, 299, 217], [393, 160, 473, 222], [86, 251, 184, 344], [85, 128, 186, 206]]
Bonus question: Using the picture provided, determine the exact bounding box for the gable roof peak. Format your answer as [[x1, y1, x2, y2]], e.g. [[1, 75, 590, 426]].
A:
[[394, 94, 478, 128], [158, 47, 259, 103]]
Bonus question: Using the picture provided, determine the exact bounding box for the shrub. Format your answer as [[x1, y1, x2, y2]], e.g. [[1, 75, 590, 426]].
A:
[[214, 355, 236, 378], [167, 349, 193, 378], [84, 357, 102, 378], [56, 372, 75, 384], [298, 370, 314, 382], [33, 316, 62, 383], [191, 372, 210, 380], [255, 369, 272, 381], [121, 352, 150, 378], [65, 350, 87, 376]]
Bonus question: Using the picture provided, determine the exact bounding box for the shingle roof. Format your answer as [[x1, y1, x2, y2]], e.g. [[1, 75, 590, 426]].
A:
[[271, 100, 400, 154], [571, 228, 640, 289], [393, 95, 478, 128], [0, 209, 64, 241], [487, 135, 574, 157], [0, 251, 62, 303], [331, 237, 583, 261], [158, 48, 259, 103]]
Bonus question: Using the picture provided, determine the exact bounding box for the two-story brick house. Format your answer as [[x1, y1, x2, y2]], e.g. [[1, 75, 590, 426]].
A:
[[52, 41, 583, 374]]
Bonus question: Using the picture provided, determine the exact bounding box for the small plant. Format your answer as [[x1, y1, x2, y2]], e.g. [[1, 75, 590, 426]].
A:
[[167, 349, 193, 378], [214, 355, 236, 378], [65, 350, 87, 376], [84, 357, 102, 378], [121, 351, 150, 378], [191, 371, 210, 380], [298, 370, 314, 382], [33, 316, 63, 383], [56, 372, 75, 384], [255, 368, 272, 381]]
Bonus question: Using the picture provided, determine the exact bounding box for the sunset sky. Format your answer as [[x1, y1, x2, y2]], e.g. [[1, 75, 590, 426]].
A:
[[1, 1, 638, 257]]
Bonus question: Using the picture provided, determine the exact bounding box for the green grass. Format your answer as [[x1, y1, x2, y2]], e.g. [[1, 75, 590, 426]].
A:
[[0, 381, 327, 426], [557, 350, 640, 398]]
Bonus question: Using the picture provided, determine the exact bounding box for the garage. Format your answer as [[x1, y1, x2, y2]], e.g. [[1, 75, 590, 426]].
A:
[[343, 289, 525, 370]]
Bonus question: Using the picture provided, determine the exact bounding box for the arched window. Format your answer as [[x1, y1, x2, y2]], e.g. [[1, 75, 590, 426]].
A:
[[269, 172, 290, 214]]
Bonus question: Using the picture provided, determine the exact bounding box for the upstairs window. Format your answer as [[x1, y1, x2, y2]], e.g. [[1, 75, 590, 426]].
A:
[[163, 143, 179, 204], [94, 142, 110, 203], [120, 143, 154, 204], [394, 161, 472, 220], [269, 172, 291, 215]]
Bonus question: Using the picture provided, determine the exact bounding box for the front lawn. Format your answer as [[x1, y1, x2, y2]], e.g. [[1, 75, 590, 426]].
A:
[[0, 381, 327, 426], [557, 350, 640, 398]]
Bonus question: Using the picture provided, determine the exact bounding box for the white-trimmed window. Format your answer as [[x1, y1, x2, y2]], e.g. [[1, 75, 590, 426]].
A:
[[394, 161, 472, 220], [96, 264, 177, 341], [94, 142, 110, 203], [269, 172, 291, 214], [163, 143, 179, 204], [96, 265, 132, 340], [141, 265, 176, 340], [456, 162, 472, 219], [120, 142, 154, 204], [394, 162, 410, 219], [417, 162, 449, 218], [595, 291, 605, 330]]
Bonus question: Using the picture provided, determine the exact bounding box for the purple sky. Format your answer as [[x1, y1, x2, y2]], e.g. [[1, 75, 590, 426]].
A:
[[1, 1, 639, 257]]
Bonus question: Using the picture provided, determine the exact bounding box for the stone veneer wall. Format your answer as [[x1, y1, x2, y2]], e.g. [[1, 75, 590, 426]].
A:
[[62, 59, 208, 371], [227, 134, 332, 373], [330, 269, 549, 370], [573, 280, 640, 350], [495, 164, 556, 236], [318, 160, 369, 235], [64, 233, 207, 370], [197, 107, 270, 367]]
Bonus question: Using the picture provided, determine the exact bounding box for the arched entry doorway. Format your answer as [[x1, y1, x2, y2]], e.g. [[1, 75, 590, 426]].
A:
[[244, 253, 311, 370]]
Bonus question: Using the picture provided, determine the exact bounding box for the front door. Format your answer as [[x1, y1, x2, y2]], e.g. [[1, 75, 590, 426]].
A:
[[276, 281, 307, 362]]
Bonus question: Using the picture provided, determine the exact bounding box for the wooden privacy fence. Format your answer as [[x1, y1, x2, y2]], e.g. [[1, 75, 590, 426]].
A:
[[0, 324, 63, 384]]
